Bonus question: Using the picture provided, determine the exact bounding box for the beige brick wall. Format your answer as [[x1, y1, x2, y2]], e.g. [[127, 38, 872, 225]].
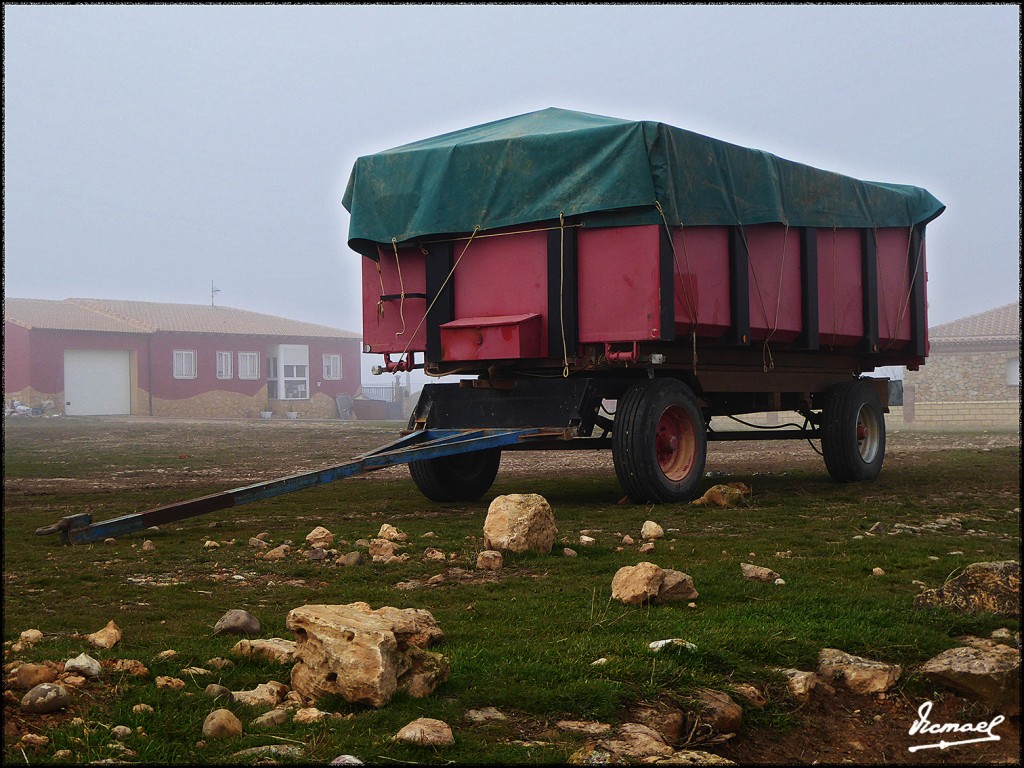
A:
[[152, 389, 341, 420]]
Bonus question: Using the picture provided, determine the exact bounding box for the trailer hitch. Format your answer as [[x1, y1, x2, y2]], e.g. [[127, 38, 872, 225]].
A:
[[34, 427, 562, 545]]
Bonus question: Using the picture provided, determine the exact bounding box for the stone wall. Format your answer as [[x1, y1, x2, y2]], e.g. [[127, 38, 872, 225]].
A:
[[152, 389, 341, 420]]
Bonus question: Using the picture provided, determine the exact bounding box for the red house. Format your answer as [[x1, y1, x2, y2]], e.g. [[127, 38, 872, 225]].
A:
[[4, 298, 360, 419]]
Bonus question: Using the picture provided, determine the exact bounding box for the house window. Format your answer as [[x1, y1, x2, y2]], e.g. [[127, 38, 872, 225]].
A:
[[266, 356, 278, 399], [1008, 356, 1020, 387], [267, 345, 308, 400], [238, 352, 260, 380], [283, 364, 308, 399], [173, 350, 197, 379], [216, 351, 232, 379], [323, 354, 342, 380]]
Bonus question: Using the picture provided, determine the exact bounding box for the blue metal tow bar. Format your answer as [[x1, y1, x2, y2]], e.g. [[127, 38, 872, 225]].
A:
[[34, 427, 563, 545]]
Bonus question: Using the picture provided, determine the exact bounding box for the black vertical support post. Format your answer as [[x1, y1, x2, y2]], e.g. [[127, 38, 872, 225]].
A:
[[727, 226, 751, 346], [424, 242, 455, 363], [547, 223, 579, 359], [860, 228, 879, 355], [796, 227, 819, 350], [908, 224, 927, 358], [659, 224, 676, 341]]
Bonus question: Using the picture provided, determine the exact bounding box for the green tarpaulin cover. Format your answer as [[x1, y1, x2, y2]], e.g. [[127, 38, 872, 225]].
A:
[[343, 108, 944, 255]]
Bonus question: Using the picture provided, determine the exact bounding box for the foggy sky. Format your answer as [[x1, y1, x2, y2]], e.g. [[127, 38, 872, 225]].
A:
[[3, 5, 1020, 383]]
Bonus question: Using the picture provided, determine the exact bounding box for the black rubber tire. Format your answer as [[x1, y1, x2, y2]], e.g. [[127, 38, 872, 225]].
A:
[[408, 449, 502, 502], [612, 378, 707, 503], [821, 379, 886, 483]]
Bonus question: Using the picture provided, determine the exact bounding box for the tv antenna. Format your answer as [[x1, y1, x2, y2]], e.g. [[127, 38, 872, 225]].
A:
[[211, 281, 221, 306]]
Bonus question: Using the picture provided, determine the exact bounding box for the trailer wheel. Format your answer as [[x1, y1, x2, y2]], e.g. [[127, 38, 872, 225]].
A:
[[613, 378, 707, 503], [408, 449, 502, 502], [821, 380, 886, 483]]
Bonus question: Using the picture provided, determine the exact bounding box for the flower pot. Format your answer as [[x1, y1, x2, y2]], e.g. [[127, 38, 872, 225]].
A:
[[260, 411, 273, 420], [285, 412, 299, 420]]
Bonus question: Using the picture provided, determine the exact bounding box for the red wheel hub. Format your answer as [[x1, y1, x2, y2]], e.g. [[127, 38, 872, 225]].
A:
[[655, 405, 697, 481]]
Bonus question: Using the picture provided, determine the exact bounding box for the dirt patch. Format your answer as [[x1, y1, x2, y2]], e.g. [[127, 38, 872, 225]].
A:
[[712, 688, 1020, 765]]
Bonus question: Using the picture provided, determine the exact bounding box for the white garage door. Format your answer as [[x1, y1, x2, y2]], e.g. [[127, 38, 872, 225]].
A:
[[64, 350, 131, 416]]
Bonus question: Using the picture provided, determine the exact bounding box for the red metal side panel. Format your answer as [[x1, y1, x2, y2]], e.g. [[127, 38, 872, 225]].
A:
[[453, 231, 549, 354], [817, 228, 863, 347], [745, 224, 802, 343], [362, 247, 427, 354], [875, 227, 913, 347], [578, 225, 662, 343], [670, 226, 731, 337]]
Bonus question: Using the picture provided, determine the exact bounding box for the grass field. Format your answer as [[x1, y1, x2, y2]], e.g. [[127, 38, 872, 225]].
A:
[[2, 417, 1020, 764]]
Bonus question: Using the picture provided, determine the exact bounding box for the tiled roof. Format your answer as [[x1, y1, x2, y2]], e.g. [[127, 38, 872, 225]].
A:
[[5, 298, 359, 339], [930, 302, 1019, 344]]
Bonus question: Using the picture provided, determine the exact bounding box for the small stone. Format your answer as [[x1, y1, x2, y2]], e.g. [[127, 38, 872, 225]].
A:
[[337, 551, 366, 566], [740, 563, 780, 582], [557, 719, 613, 735], [638, 542, 656, 554], [205, 683, 234, 702], [133, 703, 154, 714], [19, 629, 44, 646], [204, 540, 221, 549], [104, 538, 117, 545], [20, 683, 69, 713], [641, 521, 664, 540], [156, 650, 178, 661], [695, 689, 743, 734], [394, 717, 454, 746], [732, 684, 766, 709], [232, 744, 306, 760], [563, 548, 578, 557], [202, 708, 243, 739], [426, 574, 445, 585], [465, 707, 507, 723], [19, 733, 50, 749], [142, 540, 156, 552], [263, 544, 291, 561], [111, 725, 132, 740], [252, 708, 289, 728], [248, 537, 270, 549], [649, 638, 697, 652], [303, 547, 329, 561], [423, 547, 446, 561], [54, 749, 73, 760], [15, 663, 57, 689], [207, 657, 234, 670], [156, 676, 185, 690], [872, 567, 886, 576], [59, 674, 87, 688], [592, 657, 608, 666], [622, 535, 635, 545], [774, 578, 786, 586], [293, 706, 331, 723], [65, 653, 102, 679], [868, 522, 886, 534], [476, 550, 504, 570], [306, 526, 335, 548], [377, 524, 407, 541], [86, 620, 122, 649], [579, 535, 597, 546], [330, 757, 365, 766], [214, 609, 260, 636]]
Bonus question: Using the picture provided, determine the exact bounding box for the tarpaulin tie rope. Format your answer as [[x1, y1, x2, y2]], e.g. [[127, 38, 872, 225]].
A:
[[559, 212, 570, 378], [396, 225, 482, 367], [391, 238, 407, 339], [830, 225, 838, 349], [654, 201, 698, 373], [737, 224, 774, 371], [762, 222, 790, 372], [419, 223, 582, 245], [885, 225, 919, 352], [375, 252, 387, 322], [875, 227, 894, 344]]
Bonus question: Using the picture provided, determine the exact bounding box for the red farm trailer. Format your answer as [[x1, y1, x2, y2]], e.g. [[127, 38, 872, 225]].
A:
[[39, 108, 944, 544]]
